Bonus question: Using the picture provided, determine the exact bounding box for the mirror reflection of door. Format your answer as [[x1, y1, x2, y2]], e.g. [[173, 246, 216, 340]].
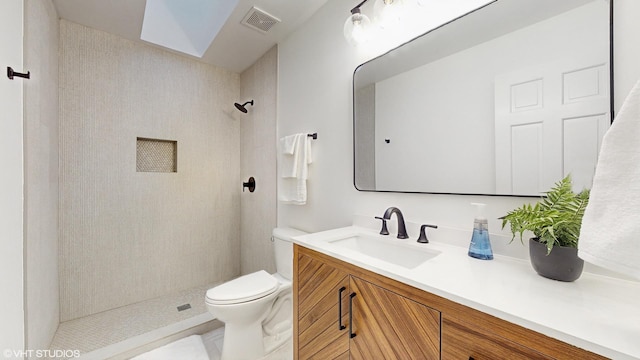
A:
[[495, 57, 610, 195]]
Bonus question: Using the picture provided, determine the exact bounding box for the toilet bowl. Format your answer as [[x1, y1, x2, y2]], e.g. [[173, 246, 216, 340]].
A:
[[205, 228, 306, 360]]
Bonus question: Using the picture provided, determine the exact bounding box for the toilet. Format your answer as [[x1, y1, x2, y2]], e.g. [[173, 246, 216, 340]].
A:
[[205, 227, 306, 360]]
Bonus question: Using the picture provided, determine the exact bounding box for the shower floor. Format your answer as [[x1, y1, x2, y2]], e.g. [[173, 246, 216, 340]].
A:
[[48, 283, 221, 359]]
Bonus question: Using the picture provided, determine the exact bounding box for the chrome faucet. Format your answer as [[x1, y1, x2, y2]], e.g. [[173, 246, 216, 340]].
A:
[[381, 207, 409, 239]]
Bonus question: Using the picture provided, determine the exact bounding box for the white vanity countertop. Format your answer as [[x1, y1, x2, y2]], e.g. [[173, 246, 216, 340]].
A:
[[292, 226, 640, 360]]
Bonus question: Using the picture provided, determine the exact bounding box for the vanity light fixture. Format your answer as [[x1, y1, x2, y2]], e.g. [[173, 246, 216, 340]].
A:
[[344, 0, 372, 46], [373, 0, 403, 28], [344, 0, 406, 45]]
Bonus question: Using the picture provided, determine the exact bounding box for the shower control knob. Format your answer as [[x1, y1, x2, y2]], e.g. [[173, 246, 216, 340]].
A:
[[243, 177, 256, 192]]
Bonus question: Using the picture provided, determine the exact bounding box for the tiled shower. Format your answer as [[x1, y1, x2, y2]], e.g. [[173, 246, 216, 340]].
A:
[[23, 1, 278, 354], [58, 20, 241, 322]]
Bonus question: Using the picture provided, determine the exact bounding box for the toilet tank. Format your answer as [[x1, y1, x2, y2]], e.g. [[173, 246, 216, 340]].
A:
[[272, 227, 308, 280]]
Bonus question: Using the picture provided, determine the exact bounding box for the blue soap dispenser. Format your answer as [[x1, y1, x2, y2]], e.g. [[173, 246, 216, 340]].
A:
[[468, 202, 493, 260]]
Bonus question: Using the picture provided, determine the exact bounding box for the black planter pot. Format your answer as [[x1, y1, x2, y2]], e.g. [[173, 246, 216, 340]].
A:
[[528, 238, 584, 282]]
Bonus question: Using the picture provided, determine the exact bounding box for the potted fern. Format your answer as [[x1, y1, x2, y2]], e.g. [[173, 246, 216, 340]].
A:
[[501, 175, 590, 282]]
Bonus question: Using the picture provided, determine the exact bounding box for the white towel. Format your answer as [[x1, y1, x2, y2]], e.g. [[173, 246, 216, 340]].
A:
[[578, 78, 640, 280], [280, 134, 304, 178], [281, 133, 298, 155], [279, 133, 313, 205]]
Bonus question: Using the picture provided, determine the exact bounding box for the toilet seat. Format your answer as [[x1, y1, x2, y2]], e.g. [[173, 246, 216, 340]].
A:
[[206, 270, 279, 305]]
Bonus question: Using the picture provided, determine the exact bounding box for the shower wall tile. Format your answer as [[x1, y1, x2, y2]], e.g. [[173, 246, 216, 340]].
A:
[[24, 0, 59, 349], [240, 46, 278, 275], [59, 20, 241, 321]]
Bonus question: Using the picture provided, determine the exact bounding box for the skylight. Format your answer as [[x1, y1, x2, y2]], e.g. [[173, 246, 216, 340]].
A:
[[140, 0, 240, 58]]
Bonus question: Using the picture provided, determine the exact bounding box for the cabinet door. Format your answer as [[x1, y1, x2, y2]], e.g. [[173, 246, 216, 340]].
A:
[[297, 251, 350, 360], [442, 316, 553, 360], [350, 276, 441, 360]]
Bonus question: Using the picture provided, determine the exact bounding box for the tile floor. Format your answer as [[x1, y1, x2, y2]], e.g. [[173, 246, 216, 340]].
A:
[[48, 283, 218, 358]]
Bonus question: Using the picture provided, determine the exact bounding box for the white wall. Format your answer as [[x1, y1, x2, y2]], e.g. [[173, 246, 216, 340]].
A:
[[614, 0, 640, 109], [278, 0, 640, 251], [24, 0, 59, 350], [278, 0, 358, 232], [0, 0, 25, 352]]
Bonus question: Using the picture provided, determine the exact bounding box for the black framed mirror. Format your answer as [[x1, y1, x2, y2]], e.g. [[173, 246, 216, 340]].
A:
[[353, 0, 613, 196]]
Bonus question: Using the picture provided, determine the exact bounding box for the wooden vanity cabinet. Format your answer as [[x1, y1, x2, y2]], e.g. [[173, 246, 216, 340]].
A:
[[294, 246, 440, 360], [293, 245, 607, 360]]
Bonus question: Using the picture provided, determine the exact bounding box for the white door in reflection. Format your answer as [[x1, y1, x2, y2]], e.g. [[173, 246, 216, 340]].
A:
[[494, 56, 610, 195]]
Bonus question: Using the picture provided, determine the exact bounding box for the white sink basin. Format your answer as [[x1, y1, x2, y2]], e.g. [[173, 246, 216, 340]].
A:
[[329, 234, 441, 269]]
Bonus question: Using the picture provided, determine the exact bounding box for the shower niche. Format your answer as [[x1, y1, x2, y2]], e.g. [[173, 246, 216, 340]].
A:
[[136, 137, 178, 173]]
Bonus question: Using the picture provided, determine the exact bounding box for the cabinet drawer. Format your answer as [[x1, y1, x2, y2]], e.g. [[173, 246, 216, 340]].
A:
[[442, 316, 553, 360]]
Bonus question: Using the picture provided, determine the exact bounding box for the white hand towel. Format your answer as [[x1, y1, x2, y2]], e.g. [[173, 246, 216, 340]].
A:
[[578, 78, 640, 280], [279, 133, 313, 205], [281, 133, 298, 155], [279, 134, 303, 178]]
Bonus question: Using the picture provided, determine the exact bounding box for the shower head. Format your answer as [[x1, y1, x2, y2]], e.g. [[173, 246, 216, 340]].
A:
[[234, 100, 254, 113]]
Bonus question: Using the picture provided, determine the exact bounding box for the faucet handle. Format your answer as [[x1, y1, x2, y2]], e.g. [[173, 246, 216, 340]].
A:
[[375, 216, 390, 235], [417, 224, 438, 243]]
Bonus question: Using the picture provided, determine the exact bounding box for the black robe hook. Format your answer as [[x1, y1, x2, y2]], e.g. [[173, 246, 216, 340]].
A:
[[7, 67, 30, 80]]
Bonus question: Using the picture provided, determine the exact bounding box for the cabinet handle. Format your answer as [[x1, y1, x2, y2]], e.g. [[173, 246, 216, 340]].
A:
[[338, 286, 346, 330], [349, 292, 357, 338]]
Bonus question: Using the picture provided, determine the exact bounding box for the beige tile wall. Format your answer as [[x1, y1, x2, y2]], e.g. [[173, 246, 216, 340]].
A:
[[24, 0, 60, 349], [59, 20, 241, 321], [240, 46, 278, 275]]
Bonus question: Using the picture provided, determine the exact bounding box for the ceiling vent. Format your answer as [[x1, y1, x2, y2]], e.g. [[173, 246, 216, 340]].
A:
[[241, 7, 281, 34]]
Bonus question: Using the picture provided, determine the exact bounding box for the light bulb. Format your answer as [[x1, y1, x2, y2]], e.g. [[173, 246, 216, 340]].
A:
[[344, 9, 371, 46], [373, 0, 403, 28]]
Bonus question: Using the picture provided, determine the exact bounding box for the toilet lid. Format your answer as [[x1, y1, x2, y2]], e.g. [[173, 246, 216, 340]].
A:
[[206, 270, 279, 305]]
